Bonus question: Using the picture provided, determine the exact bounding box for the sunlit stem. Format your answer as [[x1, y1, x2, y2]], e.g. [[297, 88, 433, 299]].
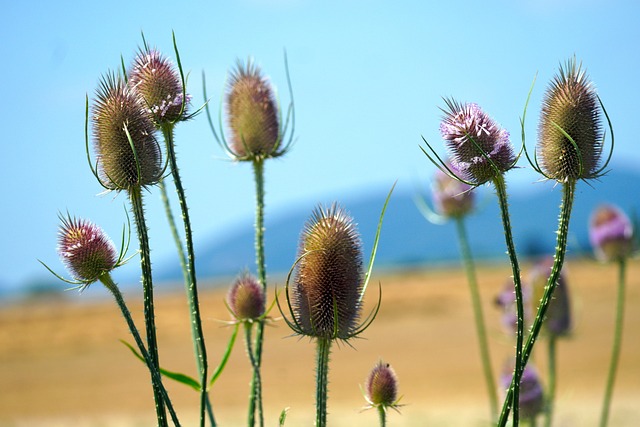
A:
[[244, 322, 264, 427], [599, 258, 627, 427], [316, 337, 332, 427], [454, 216, 498, 421], [544, 336, 557, 427]]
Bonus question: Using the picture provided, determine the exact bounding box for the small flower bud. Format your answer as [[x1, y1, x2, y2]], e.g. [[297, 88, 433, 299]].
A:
[[440, 100, 515, 185], [226, 60, 280, 159], [129, 48, 190, 124], [529, 257, 572, 337], [432, 162, 475, 218], [589, 204, 634, 262], [292, 204, 364, 339], [57, 216, 118, 284], [227, 273, 266, 321], [538, 58, 603, 181], [501, 364, 544, 420], [365, 360, 399, 408], [92, 73, 162, 191]]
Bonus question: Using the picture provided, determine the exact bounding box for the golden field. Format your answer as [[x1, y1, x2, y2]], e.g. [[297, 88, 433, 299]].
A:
[[0, 259, 638, 426]]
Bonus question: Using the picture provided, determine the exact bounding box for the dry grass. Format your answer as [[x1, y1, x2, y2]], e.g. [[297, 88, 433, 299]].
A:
[[1, 259, 638, 426]]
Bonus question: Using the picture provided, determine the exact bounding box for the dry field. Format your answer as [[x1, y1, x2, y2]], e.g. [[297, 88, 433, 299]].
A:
[[0, 259, 638, 426]]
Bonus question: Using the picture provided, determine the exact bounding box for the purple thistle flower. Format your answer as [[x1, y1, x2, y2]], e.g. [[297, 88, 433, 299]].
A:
[[365, 360, 400, 408], [440, 99, 515, 185], [227, 273, 266, 321], [432, 162, 475, 218], [501, 364, 544, 420], [57, 215, 118, 284], [589, 204, 634, 262], [529, 257, 572, 337]]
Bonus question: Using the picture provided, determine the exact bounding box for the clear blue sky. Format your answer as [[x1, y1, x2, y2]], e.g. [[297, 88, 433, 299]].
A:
[[1, 0, 638, 293]]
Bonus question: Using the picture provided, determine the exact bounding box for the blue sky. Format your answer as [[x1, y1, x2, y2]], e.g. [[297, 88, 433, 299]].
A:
[[1, 0, 638, 293]]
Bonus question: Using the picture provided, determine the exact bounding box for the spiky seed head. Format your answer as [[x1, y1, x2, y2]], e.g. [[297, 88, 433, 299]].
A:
[[57, 215, 118, 284], [538, 58, 603, 181], [365, 360, 399, 407], [440, 100, 515, 185], [92, 72, 162, 191], [227, 273, 266, 321], [226, 60, 280, 160], [529, 257, 572, 337], [589, 204, 634, 262], [292, 204, 364, 340], [501, 364, 545, 420], [432, 162, 475, 218], [129, 48, 190, 124]]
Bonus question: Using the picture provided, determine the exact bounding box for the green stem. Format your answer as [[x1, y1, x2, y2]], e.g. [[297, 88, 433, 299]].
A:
[[544, 336, 557, 427], [377, 405, 387, 427], [493, 174, 524, 427], [161, 124, 210, 427], [599, 258, 627, 427], [455, 217, 498, 421], [498, 180, 576, 427], [248, 158, 267, 426], [244, 323, 264, 427], [129, 186, 168, 427], [99, 274, 181, 427], [316, 337, 332, 427]]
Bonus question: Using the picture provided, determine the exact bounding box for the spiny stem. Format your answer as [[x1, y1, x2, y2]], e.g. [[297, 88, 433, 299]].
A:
[[493, 174, 524, 427], [316, 337, 332, 427], [599, 258, 627, 427], [244, 323, 264, 427], [161, 124, 210, 427], [544, 336, 557, 427], [498, 180, 576, 426], [99, 274, 181, 427], [129, 186, 168, 427], [454, 217, 498, 421]]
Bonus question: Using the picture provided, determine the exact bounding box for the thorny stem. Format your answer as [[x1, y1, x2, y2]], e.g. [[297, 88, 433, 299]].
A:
[[129, 186, 168, 427], [99, 274, 181, 427], [244, 323, 264, 427], [455, 217, 498, 422], [544, 336, 557, 427], [161, 124, 210, 427], [599, 258, 627, 427], [316, 337, 332, 427], [498, 180, 576, 426]]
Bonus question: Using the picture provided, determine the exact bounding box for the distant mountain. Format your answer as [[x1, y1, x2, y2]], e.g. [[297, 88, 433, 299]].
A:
[[153, 166, 638, 285]]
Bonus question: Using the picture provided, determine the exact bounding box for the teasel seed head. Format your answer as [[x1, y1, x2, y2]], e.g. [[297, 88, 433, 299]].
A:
[[439, 99, 515, 185], [589, 204, 634, 262], [432, 161, 475, 218], [226, 60, 280, 160], [538, 57, 603, 182], [57, 215, 118, 285], [364, 360, 401, 410], [92, 72, 162, 191], [129, 48, 190, 125], [227, 273, 266, 322], [290, 203, 364, 340], [501, 363, 545, 420], [529, 257, 572, 337]]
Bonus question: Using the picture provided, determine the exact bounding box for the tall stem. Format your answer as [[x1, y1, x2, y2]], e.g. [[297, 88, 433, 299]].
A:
[[129, 186, 168, 427], [316, 337, 332, 427], [599, 258, 627, 427], [492, 174, 524, 427], [161, 124, 210, 427], [244, 323, 264, 427], [377, 405, 387, 427], [455, 217, 498, 421], [498, 180, 576, 426], [99, 274, 181, 427], [544, 336, 557, 427]]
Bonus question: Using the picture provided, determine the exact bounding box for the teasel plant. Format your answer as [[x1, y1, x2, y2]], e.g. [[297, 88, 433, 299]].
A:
[[277, 190, 392, 427], [127, 33, 213, 426], [86, 70, 169, 425], [415, 163, 498, 422], [420, 99, 525, 424], [40, 214, 181, 426], [498, 56, 614, 426], [361, 360, 403, 427], [500, 362, 545, 427], [203, 56, 295, 427], [589, 204, 635, 427]]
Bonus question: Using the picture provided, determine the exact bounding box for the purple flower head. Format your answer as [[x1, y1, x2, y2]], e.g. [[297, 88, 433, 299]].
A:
[[589, 204, 634, 262], [365, 360, 400, 408], [495, 277, 532, 335], [432, 162, 475, 218], [440, 99, 515, 185], [529, 257, 571, 337], [501, 364, 544, 420], [227, 273, 266, 321], [57, 215, 118, 284]]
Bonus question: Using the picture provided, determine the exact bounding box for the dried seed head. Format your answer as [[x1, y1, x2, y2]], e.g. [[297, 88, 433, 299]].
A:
[[227, 273, 266, 321], [226, 60, 280, 159], [292, 204, 364, 340], [129, 48, 190, 124], [365, 360, 399, 407], [538, 58, 603, 181], [440, 99, 515, 185], [432, 162, 475, 218], [92, 73, 162, 191], [501, 364, 545, 420], [529, 257, 572, 337], [57, 215, 118, 284], [589, 204, 634, 262]]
